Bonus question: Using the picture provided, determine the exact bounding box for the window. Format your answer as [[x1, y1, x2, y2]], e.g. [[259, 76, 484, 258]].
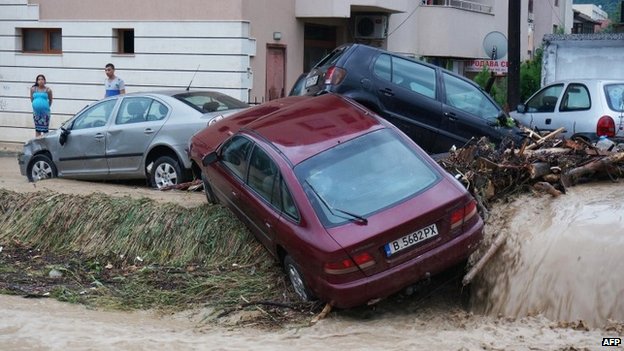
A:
[[280, 179, 299, 220], [526, 84, 563, 113], [374, 54, 437, 99], [392, 57, 436, 99], [560, 84, 590, 112], [115, 97, 168, 124], [115, 29, 134, 54], [605, 83, 624, 112], [72, 100, 117, 130], [442, 73, 500, 119], [247, 146, 279, 203], [296, 129, 438, 227], [22, 28, 62, 53], [220, 136, 253, 180]]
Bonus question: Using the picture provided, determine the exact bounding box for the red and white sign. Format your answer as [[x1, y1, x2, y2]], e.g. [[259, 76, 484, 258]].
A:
[[464, 59, 508, 74]]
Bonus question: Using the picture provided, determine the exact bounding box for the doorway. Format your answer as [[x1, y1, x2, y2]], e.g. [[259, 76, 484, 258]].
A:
[[266, 45, 286, 101]]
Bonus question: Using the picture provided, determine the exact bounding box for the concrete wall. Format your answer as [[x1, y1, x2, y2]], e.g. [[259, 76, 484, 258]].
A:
[[242, 0, 303, 103], [0, 0, 255, 146], [29, 0, 244, 20], [541, 34, 624, 85]]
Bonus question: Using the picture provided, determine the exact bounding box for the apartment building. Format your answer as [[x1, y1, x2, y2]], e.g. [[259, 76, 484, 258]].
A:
[[0, 0, 572, 147]]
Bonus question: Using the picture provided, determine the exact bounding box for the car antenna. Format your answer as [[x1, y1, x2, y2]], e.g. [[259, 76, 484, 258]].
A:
[[186, 65, 200, 91]]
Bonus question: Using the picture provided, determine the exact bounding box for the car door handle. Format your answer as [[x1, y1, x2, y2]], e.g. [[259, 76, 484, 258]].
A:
[[231, 191, 238, 197], [380, 88, 394, 97], [144, 128, 155, 134], [545, 118, 552, 125], [444, 112, 458, 121], [264, 221, 272, 229], [94, 133, 105, 140]]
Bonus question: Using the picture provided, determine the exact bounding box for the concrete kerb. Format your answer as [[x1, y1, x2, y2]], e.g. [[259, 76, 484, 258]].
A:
[[0, 142, 23, 157]]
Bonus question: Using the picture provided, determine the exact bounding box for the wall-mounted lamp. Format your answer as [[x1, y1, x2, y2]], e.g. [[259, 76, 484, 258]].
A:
[[273, 31, 282, 41]]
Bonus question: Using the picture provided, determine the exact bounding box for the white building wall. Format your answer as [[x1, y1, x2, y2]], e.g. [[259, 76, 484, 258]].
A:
[[0, 0, 256, 146]]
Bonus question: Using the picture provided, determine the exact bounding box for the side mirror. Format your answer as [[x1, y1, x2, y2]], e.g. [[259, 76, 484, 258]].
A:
[[202, 152, 218, 167], [59, 126, 70, 146], [516, 104, 527, 113]]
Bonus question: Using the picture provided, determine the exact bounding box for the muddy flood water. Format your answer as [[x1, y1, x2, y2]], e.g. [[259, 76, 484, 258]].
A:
[[1, 179, 623, 350]]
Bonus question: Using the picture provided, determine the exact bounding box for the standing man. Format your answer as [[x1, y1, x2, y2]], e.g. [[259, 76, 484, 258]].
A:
[[104, 63, 126, 97]]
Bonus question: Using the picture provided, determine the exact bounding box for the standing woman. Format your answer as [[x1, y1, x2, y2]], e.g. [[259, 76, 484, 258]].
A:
[[30, 74, 53, 138]]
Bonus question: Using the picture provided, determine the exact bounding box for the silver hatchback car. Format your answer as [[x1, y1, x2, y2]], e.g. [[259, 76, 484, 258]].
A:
[[511, 79, 624, 143], [18, 90, 249, 188]]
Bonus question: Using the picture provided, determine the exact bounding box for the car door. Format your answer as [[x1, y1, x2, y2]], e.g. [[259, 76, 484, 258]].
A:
[[517, 83, 565, 134], [106, 96, 169, 174], [371, 54, 442, 152], [57, 99, 117, 176], [235, 144, 283, 249], [438, 72, 505, 152], [208, 135, 280, 249], [553, 83, 592, 138]]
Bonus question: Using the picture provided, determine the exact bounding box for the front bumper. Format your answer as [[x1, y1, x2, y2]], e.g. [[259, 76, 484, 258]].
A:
[[17, 151, 31, 177]]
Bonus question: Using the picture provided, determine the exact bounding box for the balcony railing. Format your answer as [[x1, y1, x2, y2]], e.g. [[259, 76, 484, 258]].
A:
[[425, 0, 493, 14]]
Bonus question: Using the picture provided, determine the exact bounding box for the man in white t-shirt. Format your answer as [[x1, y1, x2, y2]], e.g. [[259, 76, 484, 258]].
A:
[[104, 63, 126, 97]]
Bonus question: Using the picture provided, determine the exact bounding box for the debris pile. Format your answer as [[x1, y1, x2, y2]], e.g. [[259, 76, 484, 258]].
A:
[[437, 127, 624, 217]]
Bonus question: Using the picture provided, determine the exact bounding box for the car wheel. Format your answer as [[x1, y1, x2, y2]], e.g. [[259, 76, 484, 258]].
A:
[[284, 255, 315, 302], [201, 173, 219, 205], [27, 154, 57, 182], [150, 156, 184, 189]]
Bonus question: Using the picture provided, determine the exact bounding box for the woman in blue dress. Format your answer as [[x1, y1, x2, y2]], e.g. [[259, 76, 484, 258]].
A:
[[30, 74, 53, 138]]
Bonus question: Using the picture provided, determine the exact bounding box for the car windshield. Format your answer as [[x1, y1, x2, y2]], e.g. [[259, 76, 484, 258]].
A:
[[604, 83, 624, 112], [295, 129, 440, 227], [173, 92, 249, 113]]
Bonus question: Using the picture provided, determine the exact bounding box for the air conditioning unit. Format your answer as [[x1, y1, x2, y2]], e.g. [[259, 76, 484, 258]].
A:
[[354, 15, 388, 39]]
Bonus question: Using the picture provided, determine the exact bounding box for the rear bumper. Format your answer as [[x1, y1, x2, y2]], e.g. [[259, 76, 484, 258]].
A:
[[315, 218, 484, 309]]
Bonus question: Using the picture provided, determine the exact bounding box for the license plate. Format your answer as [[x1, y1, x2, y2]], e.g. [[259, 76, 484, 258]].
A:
[[384, 224, 438, 257], [304, 75, 319, 88]]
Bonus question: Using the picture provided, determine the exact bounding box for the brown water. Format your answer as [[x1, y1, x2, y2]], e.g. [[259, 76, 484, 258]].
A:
[[0, 175, 622, 350], [472, 182, 624, 328]]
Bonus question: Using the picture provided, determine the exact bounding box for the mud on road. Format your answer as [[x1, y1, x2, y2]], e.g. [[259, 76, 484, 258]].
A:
[[0, 155, 623, 350]]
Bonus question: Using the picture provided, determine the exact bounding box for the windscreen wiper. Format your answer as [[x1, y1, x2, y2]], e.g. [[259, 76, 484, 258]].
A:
[[305, 180, 368, 225]]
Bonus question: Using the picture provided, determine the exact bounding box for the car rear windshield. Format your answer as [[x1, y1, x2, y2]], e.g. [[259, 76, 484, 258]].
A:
[[312, 45, 348, 69], [604, 84, 624, 112], [295, 129, 440, 227], [173, 92, 249, 113]]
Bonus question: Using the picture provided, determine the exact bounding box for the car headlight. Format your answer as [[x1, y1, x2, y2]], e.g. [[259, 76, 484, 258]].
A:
[[208, 115, 224, 127]]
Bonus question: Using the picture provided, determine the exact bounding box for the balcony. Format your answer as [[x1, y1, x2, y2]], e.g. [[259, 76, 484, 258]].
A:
[[295, 0, 409, 18], [412, 4, 499, 58], [423, 0, 493, 15]]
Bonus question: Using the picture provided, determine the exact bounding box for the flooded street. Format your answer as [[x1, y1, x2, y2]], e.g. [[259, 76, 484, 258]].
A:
[[473, 182, 624, 328], [0, 156, 622, 350]]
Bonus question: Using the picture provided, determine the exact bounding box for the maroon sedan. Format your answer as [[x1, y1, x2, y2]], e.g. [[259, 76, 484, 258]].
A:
[[189, 93, 483, 308]]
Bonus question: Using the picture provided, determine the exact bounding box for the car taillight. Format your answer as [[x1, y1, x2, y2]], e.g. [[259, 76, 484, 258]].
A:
[[597, 115, 616, 137], [324, 252, 375, 275], [324, 66, 347, 86], [450, 200, 478, 232]]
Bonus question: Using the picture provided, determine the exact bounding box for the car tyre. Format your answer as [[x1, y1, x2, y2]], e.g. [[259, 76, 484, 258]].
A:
[[284, 255, 315, 302], [27, 154, 57, 182], [150, 156, 184, 189], [201, 173, 219, 205]]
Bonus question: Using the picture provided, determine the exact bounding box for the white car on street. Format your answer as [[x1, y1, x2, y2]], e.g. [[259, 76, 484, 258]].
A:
[[511, 79, 624, 143]]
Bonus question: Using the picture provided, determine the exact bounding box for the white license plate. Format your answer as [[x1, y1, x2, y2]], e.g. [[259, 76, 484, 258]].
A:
[[384, 224, 438, 257], [304, 75, 319, 88]]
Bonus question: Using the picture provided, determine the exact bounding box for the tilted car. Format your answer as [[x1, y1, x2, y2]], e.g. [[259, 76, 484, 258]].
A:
[[18, 90, 249, 188], [511, 79, 624, 143], [302, 43, 524, 154], [189, 93, 484, 308]]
